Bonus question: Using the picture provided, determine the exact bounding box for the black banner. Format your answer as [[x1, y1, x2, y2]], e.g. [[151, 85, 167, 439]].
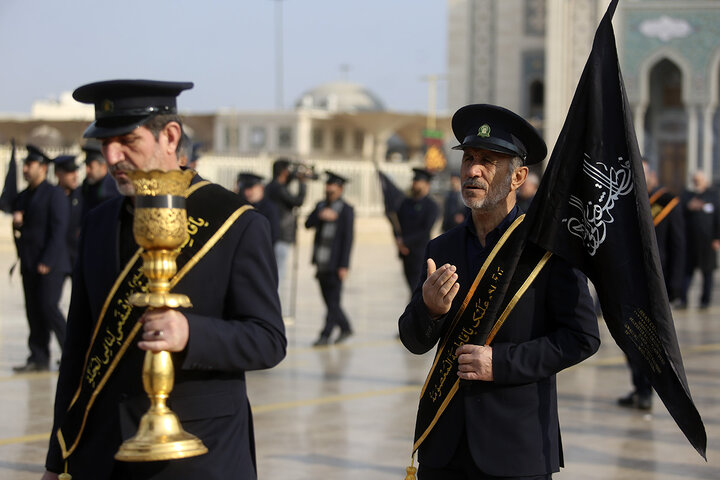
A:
[[524, 0, 706, 458], [0, 139, 18, 213], [413, 216, 551, 451], [57, 182, 252, 459]]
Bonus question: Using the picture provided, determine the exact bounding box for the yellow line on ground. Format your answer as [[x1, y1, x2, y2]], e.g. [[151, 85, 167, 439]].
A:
[[0, 385, 423, 446], [0, 371, 57, 382], [585, 355, 627, 367], [0, 432, 49, 447], [286, 338, 402, 355], [688, 343, 720, 352], [252, 384, 420, 414]]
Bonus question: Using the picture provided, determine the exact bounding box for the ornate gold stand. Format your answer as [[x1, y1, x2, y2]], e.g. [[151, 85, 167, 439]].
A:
[[115, 169, 208, 462]]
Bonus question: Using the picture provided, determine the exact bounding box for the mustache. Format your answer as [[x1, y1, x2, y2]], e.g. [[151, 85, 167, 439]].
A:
[[462, 179, 488, 189], [109, 162, 135, 175]]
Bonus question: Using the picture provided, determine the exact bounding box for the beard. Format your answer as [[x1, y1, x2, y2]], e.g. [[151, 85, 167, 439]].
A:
[[109, 144, 165, 196], [462, 172, 512, 212], [109, 161, 136, 196]]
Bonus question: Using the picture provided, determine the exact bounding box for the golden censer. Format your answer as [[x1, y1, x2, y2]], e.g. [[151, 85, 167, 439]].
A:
[[115, 169, 208, 462]]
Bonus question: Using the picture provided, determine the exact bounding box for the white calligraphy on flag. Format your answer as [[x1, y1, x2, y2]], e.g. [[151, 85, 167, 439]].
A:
[[564, 153, 633, 256]]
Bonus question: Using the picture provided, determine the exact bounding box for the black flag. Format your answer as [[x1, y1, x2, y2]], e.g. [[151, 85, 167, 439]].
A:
[[0, 139, 18, 213], [377, 169, 406, 236], [525, 0, 706, 458]]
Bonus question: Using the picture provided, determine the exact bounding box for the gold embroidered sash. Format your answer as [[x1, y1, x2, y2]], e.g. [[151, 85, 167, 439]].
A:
[[57, 182, 251, 459], [413, 215, 552, 452]]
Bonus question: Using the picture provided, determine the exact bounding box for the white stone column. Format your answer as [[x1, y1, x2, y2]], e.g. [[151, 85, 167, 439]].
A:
[[362, 131, 374, 161], [703, 104, 716, 180], [296, 113, 312, 158], [633, 103, 647, 157], [686, 104, 700, 181]]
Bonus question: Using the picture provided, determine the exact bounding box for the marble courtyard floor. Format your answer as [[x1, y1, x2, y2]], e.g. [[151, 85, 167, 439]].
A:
[[0, 217, 717, 479]]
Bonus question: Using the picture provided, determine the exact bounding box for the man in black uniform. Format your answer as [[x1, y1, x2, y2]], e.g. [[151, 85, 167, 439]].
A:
[[53, 155, 83, 269], [680, 171, 720, 309], [618, 160, 685, 410], [265, 158, 307, 284], [441, 173, 467, 232], [42, 80, 286, 480], [80, 141, 120, 219], [396, 168, 439, 294], [305, 171, 355, 346], [12, 145, 70, 373], [236, 172, 279, 244], [399, 104, 599, 479]]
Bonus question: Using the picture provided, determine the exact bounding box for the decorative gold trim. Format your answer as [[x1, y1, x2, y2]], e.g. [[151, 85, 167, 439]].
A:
[[419, 214, 526, 399], [60, 181, 219, 459], [413, 380, 459, 452], [66, 181, 209, 413], [170, 205, 253, 289], [67, 249, 143, 412], [485, 251, 553, 344], [412, 222, 553, 455], [653, 196, 679, 227], [648, 187, 667, 205]]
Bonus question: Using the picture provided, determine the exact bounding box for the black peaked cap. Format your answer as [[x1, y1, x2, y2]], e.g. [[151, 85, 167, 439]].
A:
[[451, 104, 547, 165], [73, 79, 193, 139]]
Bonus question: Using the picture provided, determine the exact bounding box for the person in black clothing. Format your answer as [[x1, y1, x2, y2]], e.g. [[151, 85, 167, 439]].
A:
[[396, 168, 439, 294], [42, 79, 285, 480], [265, 158, 308, 309], [516, 171, 539, 212], [12, 145, 70, 373], [236, 172, 279, 244], [398, 104, 599, 479], [53, 155, 83, 270], [442, 173, 467, 232], [618, 160, 685, 410], [80, 142, 120, 219], [680, 171, 720, 309], [306, 171, 355, 346], [178, 132, 202, 170]]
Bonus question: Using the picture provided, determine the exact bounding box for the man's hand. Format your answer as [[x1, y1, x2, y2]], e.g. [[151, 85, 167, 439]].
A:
[[37, 263, 50, 275], [687, 197, 704, 211], [338, 267, 348, 281], [41, 471, 59, 480], [12, 211, 23, 228], [396, 237, 410, 256], [422, 259, 460, 319], [456, 344, 493, 381], [713, 239, 720, 251], [138, 309, 190, 352], [318, 207, 339, 222]]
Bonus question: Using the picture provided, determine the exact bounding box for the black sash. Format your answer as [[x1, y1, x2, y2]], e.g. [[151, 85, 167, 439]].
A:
[[57, 182, 252, 459], [649, 187, 679, 227], [413, 215, 552, 451]]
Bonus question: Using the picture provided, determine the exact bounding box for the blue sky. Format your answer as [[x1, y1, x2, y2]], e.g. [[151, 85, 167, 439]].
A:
[[0, 0, 447, 114]]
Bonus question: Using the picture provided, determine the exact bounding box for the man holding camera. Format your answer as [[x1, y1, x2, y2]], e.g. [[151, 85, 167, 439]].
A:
[[266, 158, 309, 291]]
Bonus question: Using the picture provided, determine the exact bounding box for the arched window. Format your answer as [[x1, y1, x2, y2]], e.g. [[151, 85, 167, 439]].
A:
[[528, 79, 544, 119]]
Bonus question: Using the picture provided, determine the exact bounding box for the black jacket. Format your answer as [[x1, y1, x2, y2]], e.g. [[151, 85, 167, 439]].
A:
[[682, 188, 720, 272], [46, 180, 286, 479], [305, 198, 354, 272], [397, 194, 438, 252], [81, 173, 120, 220], [13, 180, 70, 275], [651, 188, 685, 298], [399, 222, 600, 476], [266, 179, 306, 243]]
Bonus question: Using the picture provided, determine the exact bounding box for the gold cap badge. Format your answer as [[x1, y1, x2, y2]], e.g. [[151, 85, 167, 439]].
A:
[[477, 124, 491, 138], [101, 99, 114, 113]]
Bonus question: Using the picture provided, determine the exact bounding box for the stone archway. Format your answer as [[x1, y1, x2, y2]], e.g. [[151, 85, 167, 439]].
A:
[[706, 48, 720, 184], [644, 58, 687, 194]]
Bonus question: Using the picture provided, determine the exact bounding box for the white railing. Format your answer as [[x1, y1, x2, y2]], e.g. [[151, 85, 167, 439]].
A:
[[0, 145, 420, 217]]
